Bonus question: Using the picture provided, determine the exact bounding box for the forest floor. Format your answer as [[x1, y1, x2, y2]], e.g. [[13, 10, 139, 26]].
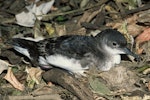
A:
[[0, 0, 150, 100]]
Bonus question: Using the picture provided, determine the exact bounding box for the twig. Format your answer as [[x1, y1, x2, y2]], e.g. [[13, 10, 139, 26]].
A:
[[123, 2, 150, 17], [42, 68, 94, 100], [39, 0, 109, 21], [8, 94, 62, 100]]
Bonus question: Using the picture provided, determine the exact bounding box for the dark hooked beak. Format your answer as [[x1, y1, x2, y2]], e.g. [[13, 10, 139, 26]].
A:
[[123, 48, 141, 61]]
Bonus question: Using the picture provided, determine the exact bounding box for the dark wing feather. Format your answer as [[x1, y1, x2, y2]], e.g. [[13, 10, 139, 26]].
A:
[[38, 35, 94, 59], [11, 38, 40, 66]]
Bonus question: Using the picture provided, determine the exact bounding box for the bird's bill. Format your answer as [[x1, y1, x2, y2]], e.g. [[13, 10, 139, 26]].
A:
[[123, 48, 140, 60]]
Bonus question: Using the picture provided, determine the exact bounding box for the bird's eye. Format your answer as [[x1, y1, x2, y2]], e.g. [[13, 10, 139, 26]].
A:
[[112, 42, 118, 47]]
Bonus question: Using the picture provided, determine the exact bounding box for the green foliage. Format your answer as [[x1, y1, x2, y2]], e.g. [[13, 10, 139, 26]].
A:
[[89, 77, 111, 95]]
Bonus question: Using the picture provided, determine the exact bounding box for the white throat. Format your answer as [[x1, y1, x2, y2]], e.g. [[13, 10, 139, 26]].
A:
[[98, 45, 122, 71]]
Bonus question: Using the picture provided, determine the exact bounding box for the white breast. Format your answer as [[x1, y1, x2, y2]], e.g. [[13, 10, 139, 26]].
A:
[[38, 54, 89, 75], [98, 54, 121, 71]]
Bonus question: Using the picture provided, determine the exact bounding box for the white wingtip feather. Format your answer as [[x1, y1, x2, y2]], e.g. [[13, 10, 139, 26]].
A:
[[14, 46, 31, 59]]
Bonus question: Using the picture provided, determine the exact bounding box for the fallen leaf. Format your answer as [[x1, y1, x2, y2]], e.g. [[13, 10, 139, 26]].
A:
[[4, 67, 25, 91], [50, 6, 58, 11], [106, 15, 144, 37], [143, 94, 150, 100], [118, 21, 132, 42], [47, 82, 53, 86], [78, 5, 104, 27], [121, 95, 142, 100], [105, 5, 118, 19], [89, 77, 111, 95], [80, 0, 89, 8], [15, 0, 55, 27], [77, 11, 92, 27], [117, 0, 138, 10], [126, 14, 138, 23], [137, 9, 150, 26], [0, 59, 13, 74], [136, 28, 150, 44], [135, 28, 150, 54], [55, 24, 67, 36], [147, 81, 150, 91], [33, 19, 44, 39], [143, 67, 150, 75], [31, 85, 55, 96], [121, 94, 150, 100], [127, 24, 143, 37], [26, 67, 43, 89], [94, 96, 107, 100], [137, 65, 150, 73], [44, 23, 55, 36], [68, 27, 86, 35], [86, 6, 103, 23]]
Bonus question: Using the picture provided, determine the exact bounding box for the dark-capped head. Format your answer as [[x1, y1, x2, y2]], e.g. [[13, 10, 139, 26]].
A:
[[95, 29, 139, 59]]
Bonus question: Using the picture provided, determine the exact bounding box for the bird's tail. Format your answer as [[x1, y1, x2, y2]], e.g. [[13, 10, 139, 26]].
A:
[[10, 38, 39, 59]]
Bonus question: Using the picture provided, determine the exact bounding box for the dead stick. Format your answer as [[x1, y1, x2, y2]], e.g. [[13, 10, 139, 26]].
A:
[[123, 2, 150, 17], [42, 68, 94, 100], [8, 94, 61, 100], [39, 0, 109, 20]]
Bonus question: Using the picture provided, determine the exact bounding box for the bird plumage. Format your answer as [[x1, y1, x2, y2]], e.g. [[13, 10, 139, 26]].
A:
[[11, 29, 139, 75]]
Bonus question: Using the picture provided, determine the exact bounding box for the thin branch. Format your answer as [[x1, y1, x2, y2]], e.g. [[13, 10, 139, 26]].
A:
[[39, 0, 109, 21]]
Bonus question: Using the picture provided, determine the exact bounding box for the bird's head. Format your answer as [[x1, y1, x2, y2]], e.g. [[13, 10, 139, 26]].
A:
[[95, 29, 140, 60]]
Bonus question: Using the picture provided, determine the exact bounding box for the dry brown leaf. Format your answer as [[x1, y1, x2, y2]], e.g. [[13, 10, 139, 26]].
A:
[[135, 28, 150, 54], [121, 94, 150, 100], [86, 7, 103, 23], [77, 11, 92, 27], [127, 24, 143, 37], [137, 9, 150, 26], [105, 5, 118, 19], [94, 95, 107, 100], [4, 67, 25, 91], [47, 82, 53, 86], [77, 5, 104, 27], [106, 15, 144, 37], [68, 27, 86, 35], [106, 22, 120, 29], [136, 28, 150, 44], [0, 59, 13, 74], [121, 95, 142, 100], [147, 81, 150, 91], [126, 14, 138, 24], [55, 24, 67, 36], [143, 94, 150, 100], [106, 22, 143, 37], [143, 68, 150, 75], [26, 67, 43, 85], [50, 6, 58, 11]]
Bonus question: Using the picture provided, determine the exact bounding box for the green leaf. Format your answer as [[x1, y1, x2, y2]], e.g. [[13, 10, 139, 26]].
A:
[[89, 77, 111, 95], [55, 16, 68, 22], [137, 65, 150, 73]]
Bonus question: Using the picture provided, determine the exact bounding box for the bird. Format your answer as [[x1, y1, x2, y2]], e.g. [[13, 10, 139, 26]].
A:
[[10, 29, 140, 75]]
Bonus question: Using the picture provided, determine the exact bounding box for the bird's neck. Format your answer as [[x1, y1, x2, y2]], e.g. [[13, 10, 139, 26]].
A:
[[92, 39, 121, 71]]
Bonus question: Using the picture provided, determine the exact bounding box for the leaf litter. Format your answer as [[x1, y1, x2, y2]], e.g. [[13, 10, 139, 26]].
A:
[[0, 0, 150, 100]]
